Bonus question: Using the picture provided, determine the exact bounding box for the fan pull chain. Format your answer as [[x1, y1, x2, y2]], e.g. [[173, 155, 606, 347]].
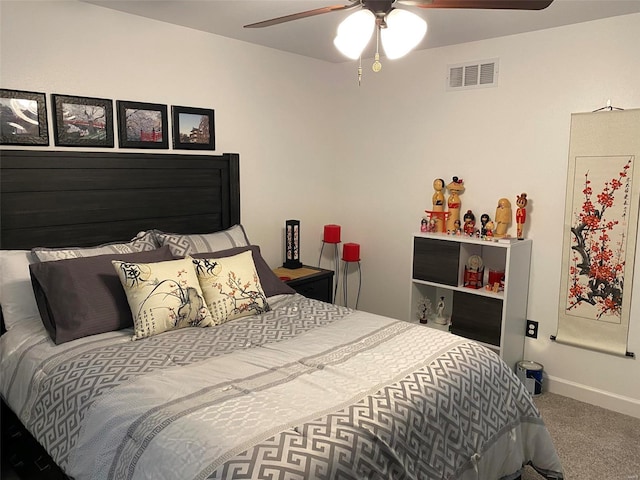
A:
[[358, 56, 363, 86], [372, 25, 382, 73]]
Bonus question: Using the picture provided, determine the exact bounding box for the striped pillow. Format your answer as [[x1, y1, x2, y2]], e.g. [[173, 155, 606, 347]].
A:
[[32, 231, 159, 262], [154, 224, 250, 256]]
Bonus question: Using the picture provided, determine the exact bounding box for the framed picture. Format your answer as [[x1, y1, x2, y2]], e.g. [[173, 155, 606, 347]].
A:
[[172, 105, 215, 150], [52, 94, 114, 147], [117, 101, 168, 149], [0, 89, 49, 145]]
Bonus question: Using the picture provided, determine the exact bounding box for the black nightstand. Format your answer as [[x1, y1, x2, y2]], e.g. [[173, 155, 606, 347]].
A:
[[272, 265, 334, 303]]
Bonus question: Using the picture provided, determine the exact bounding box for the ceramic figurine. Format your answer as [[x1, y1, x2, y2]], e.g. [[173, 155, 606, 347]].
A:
[[495, 198, 512, 238], [485, 220, 495, 238], [435, 296, 447, 325], [446, 176, 464, 232], [431, 178, 446, 232], [480, 213, 490, 236], [516, 193, 528, 239], [463, 210, 475, 236], [421, 218, 428, 232]]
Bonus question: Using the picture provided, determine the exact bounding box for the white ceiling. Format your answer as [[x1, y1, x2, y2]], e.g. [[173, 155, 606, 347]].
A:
[[81, 0, 640, 63]]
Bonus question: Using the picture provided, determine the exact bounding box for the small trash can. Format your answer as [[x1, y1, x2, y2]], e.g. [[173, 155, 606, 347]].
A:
[[516, 360, 544, 396]]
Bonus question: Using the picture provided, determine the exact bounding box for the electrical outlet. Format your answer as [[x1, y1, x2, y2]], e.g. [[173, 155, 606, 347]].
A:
[[526, 320, 539, 338]]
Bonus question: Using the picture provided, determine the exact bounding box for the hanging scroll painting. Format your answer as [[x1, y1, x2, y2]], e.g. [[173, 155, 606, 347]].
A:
[[557, 109, 640, 357]]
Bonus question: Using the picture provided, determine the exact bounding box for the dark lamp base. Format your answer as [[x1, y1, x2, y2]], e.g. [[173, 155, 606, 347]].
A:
[[283, 260, 303, 269]]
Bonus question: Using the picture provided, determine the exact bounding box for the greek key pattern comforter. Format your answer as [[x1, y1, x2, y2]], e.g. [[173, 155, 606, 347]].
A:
[[0, 294, 563, 480]]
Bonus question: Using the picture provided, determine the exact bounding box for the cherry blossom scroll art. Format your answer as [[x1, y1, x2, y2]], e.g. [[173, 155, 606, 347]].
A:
[[558, 154, 637, 356], [557, 109, 640, 357]]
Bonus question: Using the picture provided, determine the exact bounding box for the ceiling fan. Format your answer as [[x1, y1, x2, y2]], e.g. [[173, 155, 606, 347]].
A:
[[245, 0, 553, 80], [245, 0, 554, 29]]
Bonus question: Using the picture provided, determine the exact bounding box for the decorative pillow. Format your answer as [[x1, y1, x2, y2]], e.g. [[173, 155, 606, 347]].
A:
[[193, 250, 270, 325], [154, 224, 250, 257], [113, 257, 214, 340], [29, 246, 175, 345], [32, 230, 159, 262], [0, 250, 41, 331], [192, 245, 295, 297]]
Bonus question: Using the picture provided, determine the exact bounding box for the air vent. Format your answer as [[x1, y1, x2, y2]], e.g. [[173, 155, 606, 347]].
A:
[[447, 58, 499, 91]]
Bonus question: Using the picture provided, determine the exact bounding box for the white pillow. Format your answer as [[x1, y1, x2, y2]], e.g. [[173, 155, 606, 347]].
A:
[[112, 257, 214, 340], [0, 250, 41, 330], [193, 250, 269, 325], [32, 231, 158, 262], [154, 224, 250, 257]]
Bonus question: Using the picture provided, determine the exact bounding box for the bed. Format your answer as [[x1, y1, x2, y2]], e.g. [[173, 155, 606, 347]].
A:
[[0, 150, 563, 480]]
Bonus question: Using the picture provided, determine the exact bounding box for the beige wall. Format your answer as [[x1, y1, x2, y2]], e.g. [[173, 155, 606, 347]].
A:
[[2, 1, 639, 416]]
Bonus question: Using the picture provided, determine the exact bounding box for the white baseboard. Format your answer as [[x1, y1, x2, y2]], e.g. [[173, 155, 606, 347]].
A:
[[545, 375, 640, 419]]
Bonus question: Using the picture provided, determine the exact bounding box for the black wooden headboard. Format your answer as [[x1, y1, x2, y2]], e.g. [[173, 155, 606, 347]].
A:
[[0, 150, 240, 249]]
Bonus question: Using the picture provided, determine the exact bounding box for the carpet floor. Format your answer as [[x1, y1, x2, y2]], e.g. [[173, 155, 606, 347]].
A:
[[522, 392, 640, 480]]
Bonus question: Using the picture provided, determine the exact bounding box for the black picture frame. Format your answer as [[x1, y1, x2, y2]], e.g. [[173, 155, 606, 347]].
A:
[[0, 89, 49, 146], [117, 100, 168, 149], [52, 94, 114, 147], [172, 105, 215, 150]]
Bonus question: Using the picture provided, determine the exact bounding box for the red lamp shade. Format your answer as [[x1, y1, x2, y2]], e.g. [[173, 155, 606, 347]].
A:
[[323, 224, 341, 243], [342, 242, 360, 262]]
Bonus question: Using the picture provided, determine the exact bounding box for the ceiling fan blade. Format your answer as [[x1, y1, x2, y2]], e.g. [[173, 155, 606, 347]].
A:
[[244, 2, 360, 28], [398, 0, 553, 10]]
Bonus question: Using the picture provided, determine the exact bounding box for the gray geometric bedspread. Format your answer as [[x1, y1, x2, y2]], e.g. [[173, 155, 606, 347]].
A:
[[0, 294, 563, 480]]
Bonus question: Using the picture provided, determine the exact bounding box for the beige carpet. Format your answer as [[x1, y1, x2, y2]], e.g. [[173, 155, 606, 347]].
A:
[[522, 392, 640, 480]]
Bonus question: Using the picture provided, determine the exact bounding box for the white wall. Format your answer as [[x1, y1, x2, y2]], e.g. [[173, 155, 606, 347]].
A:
[[332, 13, 640, 417], [0, 0, 339, 266], [2, 1, 639, 417]]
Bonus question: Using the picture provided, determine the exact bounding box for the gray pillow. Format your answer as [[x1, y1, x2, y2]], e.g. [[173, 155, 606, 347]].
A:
[[30, 246, 175, 345], [191, 245, 295, 297]]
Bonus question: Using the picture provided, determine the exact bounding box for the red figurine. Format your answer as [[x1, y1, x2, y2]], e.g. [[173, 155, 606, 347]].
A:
[[516, 193, 528, 239]]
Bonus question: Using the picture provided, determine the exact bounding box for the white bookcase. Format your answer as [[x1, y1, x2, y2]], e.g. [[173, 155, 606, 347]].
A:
[[409, 233, 532, 370]]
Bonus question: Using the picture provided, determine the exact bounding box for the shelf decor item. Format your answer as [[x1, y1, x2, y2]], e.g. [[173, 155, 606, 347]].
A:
[[516, 193, 528, 239], [430, 177, 446, 233], [494, 198, 512, 238], [463, 254, 484, 289], [283, 219, 303, 269], [434, 296, 447, 325], [0, 89, 49, 146], [417, 296, 432, 324], [446, 176, 465, 232], [487, 269, 505, 292]]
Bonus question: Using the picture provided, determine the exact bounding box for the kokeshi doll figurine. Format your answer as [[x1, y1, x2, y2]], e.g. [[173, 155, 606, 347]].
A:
[[463, 210, 475, 236], [432, 178, 445, 232], [485, 220, 495, 238], [480, 213, 490, 237], [494, 197, 512, 238], [516, 193, 528, 239], [446, 176, 465, 232]]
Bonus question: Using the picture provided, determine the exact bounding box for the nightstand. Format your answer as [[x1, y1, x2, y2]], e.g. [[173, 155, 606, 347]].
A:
[[272, 265, 334, 303]]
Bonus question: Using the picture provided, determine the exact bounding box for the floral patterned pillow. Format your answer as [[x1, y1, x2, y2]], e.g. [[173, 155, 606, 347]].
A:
[[112, 257, 214, 340], [192, 250, 270, 325]]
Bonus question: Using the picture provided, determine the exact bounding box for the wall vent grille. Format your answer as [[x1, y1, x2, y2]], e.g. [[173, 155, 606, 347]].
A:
[[447, 58, 499, 91]]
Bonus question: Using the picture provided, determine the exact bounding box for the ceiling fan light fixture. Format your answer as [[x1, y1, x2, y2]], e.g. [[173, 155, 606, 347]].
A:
[[333, 9, 376, 60], [380, 9, 427, 60]]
